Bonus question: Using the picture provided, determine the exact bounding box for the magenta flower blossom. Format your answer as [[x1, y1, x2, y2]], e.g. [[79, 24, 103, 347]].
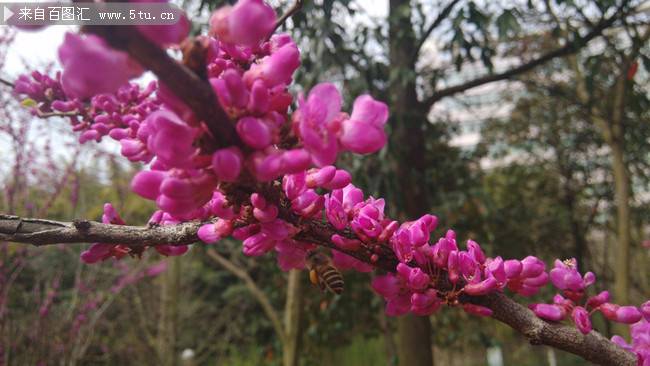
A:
[[209, 0, 276, 46], [549, 258, 594, 301], [212, 147, 243, 182], [332, 251, 373, 273], [294, 83, 344, 166], [58, 33, 142, 99], [572, 306, 592, 334], [275, 240, 311, 271], [371, 274, 412, 316], [133, 0, 190, 46], [599, 304, 643, 324], [142, 110, 199, 169], [463, 303, 493, 317], [350, 197, 386, 239], [339, 95, 389, 154], [198, 219, 234, 244], [244, 42, 301, 87], [530, 303, 566, 321], [412, 290, 442, 316]]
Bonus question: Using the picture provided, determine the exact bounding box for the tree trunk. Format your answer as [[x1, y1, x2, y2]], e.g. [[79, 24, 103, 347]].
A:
[[397, 314, 434, 366], [283, 270, 302, 366], [388, 0, 434, 365], [158, 257, 181, 366], [610, 71, 630, 308], [611, 141, 630, 305]]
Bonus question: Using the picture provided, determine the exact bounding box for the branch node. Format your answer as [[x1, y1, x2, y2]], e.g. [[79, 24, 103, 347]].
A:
[[73, 220, 91, 231]]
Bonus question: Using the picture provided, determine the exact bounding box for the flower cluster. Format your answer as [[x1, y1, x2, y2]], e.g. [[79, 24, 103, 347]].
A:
[[12, 0, 650, 361], [529, 259, 644, 334], [372, 229, 549, 317], [613, 310, 650, 366], [14, 70, 161, 148]]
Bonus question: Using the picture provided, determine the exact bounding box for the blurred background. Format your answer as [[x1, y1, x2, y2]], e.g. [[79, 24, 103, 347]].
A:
[[0, 0, 649, 364]]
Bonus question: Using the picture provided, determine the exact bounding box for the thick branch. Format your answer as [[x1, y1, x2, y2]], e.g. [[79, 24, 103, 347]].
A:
[[0, 214, 201, 246], [82, 26, 239, 148], [411, 0, 461, 63], [471, 292, 636, 366], [423, 9, 624, 106], [206, 248, 287, 344], [0, 213, 638, 365]]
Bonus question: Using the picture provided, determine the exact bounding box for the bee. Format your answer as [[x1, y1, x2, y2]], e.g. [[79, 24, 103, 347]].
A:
[[307, 251, 344, 295]]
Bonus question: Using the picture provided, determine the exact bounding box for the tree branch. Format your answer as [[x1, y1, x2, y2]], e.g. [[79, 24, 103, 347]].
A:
[[471, 292, 636, 366], [411, 0, 461, 64], [422, 8, 624, 107], [0, 213, 637, 365], [271, 0, 303, 36], [206, 248, 287, 344], [82, 26, 239, 149], [0, 76, 14, 88], [0, 214, 201, 246]]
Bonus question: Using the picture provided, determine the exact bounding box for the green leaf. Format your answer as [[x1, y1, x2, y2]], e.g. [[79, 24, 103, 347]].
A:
[[21, 98, 37, 108]]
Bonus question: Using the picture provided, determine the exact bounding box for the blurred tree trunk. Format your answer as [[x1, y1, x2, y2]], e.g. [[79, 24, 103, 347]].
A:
[[388, 0, 434, 365], [569, 55, 632, 309], [610, 71, 630, 309], [379, 310, 398, 365], [158, 257, 181, 366], [283, 270, 302, 366]]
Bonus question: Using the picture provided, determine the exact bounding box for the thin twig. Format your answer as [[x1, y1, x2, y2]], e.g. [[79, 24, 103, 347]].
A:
[[271, 0, 304, 35], [423, 2, 628, 106], [0, 76, 14, 88], [206, 248, 287, 343], [411, 0, 461, 64]]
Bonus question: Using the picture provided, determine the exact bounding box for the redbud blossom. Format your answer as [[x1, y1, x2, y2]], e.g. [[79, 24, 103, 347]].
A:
[[58, 33, 142, 99], [339, 95, 389, 154], [572, 306, 592, 334], [530, 303, 566, 321], [209, 0, 276, 46]]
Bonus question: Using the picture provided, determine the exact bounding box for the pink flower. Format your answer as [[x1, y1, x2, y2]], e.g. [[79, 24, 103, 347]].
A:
[[245, 43, 301, 87], [332, 250, 373, 272], [156, 171, 217, 217], [209, 0, 276, 47], [212, 147, 243, 182], [58, 33, 142, 99], [463, 303, 493, 317], [350, 197, 386, 239], [530, 303, 566, 321], [275, 241, 310, 271], [211, 70, 249, 111], [549, 258, 592, 294], [155, 245, 189, 257], [142, 110, 199, 168], [338, 95, 388, 154], [600, 304, 643, 324], [411, 290, 442, 316], [294, 83, 343, 166], [572, 306, 592, 334], [396, 263, 430, 291], [135, 0, 190, 46], [371, 274, 412, 316], [237, 117, 272, 149], [198, 219, 233, 244]]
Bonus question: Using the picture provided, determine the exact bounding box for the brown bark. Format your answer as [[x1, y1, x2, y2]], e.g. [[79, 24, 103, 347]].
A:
[[610, 71, 631, 308], [389, 0, 434, 365]]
